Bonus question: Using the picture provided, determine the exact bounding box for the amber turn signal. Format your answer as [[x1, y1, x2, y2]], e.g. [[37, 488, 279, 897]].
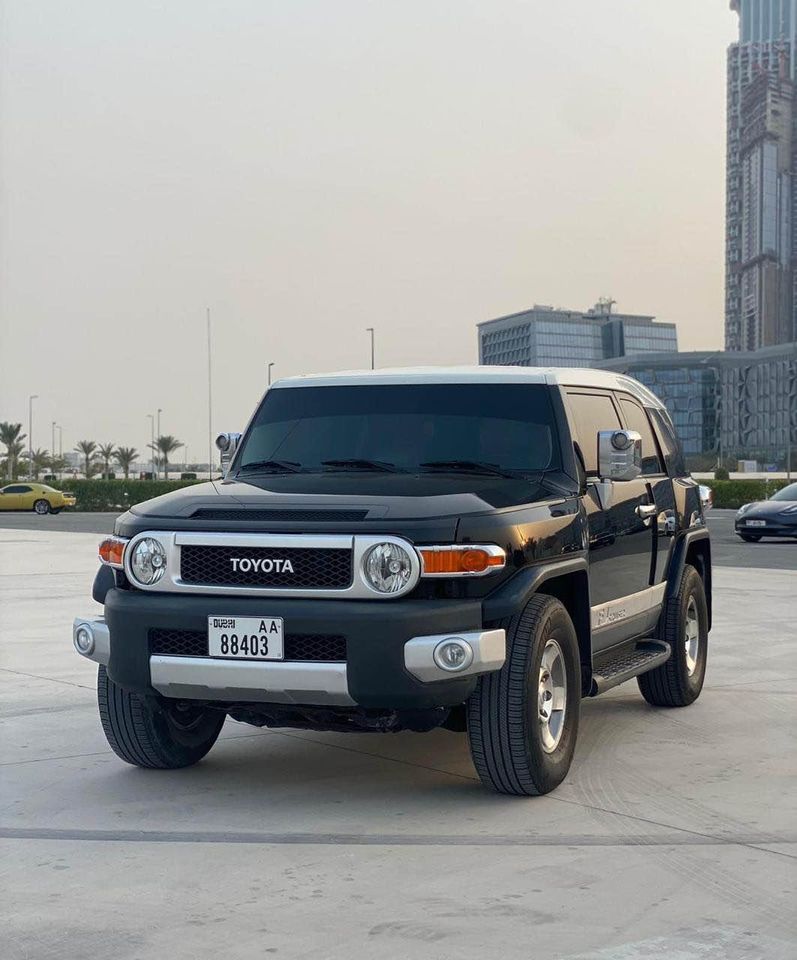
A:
[[419, 545, 506, 576], [98, 536, 128, 568]]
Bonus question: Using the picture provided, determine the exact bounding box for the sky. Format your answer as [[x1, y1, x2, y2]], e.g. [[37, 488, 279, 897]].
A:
[[0, 1, 739, 463]]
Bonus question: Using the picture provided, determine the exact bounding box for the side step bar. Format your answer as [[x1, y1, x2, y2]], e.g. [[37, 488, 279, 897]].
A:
[[590, 640, 671, 696]]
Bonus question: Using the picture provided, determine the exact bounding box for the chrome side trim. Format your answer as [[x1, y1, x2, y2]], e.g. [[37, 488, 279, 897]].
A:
[[404, 629, 506, 683], [123, 531, 421, 599], [591, 583, 666, 632], [72, 617, 110, 666], [149, 656, 354, 706]]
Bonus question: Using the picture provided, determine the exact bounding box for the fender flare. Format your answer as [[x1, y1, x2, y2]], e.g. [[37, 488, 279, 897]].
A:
[[482, 556, 589, 622], [92, 565, 116, 604], [667, 527, 712, 628]]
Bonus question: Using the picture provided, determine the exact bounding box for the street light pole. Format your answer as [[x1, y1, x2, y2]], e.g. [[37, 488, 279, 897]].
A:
[[207, 307, 213, 479], [28, 395, 38, 478], [156, 408, 162, 479], [147, 414, 155, 478], [51, 422, 56, 461], [366, 328, 375, 369], [267, 362, 275, 386]]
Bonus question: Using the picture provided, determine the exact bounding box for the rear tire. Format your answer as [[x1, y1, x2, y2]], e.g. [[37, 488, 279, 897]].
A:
[[467, 595, 581, 796], [97, 665, 225, 768], [638, 564, 708, 708], [738, 534, 761, 542], [33, 499, 50, 515]]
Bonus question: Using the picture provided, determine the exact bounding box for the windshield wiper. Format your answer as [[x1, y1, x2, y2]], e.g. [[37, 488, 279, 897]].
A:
[[321, 459, 404, 474], [420, 459, 515, 478], [237, 459, 303, 474]]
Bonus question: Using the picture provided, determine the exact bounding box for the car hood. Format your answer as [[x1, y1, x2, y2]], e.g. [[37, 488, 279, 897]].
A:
[[115, 472, 561, 538], [739, 501, 797, 519]]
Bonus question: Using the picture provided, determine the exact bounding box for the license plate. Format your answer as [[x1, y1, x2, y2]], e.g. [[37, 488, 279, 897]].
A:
[[207, 616, 284, 660], [746, 520, 766, 527]]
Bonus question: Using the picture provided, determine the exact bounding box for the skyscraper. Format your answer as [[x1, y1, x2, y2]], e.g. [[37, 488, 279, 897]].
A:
[[726, 0, 797, 351]]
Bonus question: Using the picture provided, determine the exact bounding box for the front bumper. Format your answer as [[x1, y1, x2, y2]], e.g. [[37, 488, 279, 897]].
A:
[[735, 520, 797, 538], [73, 589, 505, 710]]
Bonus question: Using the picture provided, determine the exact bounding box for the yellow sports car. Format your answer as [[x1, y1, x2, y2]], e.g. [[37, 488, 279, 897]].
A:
[[0, 482, 76, 515]]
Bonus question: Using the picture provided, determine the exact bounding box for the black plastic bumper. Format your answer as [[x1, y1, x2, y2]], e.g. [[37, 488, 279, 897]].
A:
[[104, 588, 484, 709]]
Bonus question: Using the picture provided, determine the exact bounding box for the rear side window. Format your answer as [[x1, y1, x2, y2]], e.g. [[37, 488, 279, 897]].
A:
[[649, 408, 687, 476], [566, 393, 621, 474], [618, 397, 663, 475], [3, 485, 31, 493]]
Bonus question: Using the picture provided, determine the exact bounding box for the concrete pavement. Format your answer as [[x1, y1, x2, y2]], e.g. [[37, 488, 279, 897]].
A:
[[0, 527, 795, 959]]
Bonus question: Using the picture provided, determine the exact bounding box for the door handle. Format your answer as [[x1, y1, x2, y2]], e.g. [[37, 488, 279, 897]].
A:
[[636, 503, 657, 519]]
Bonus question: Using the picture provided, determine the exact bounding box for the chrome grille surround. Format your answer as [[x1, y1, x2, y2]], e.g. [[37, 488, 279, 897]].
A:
[[122, 531, 421, 599]]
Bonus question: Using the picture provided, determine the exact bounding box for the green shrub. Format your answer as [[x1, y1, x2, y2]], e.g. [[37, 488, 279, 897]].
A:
[[56, 478, 204, 512], [713, 467, 730, 481], [702, 478, 790, 509]]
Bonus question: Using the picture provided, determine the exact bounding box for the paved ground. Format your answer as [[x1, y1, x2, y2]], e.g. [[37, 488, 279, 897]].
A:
[[0, 526, 795, 959], [1, 508, 795, 568]]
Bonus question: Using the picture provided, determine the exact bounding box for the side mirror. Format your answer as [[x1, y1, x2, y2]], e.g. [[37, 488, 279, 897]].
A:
[[597, 430, 642, 482], [698, 484, 713, 511], [215, 432, 242, 478]]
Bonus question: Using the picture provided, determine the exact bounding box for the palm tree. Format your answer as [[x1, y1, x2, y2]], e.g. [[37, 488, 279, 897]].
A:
[[113, 446, 139, 480], [75, 440, 97, 479], [48, 455, 68, 479], [24, 448, 51, 481], [96, 442, 116, 479], [0, 422, 26, 480], [149, 435, 182, 480]]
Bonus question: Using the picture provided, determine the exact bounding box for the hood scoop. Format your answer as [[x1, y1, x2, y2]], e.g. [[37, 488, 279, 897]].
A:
[[190, 508, 370, 523]]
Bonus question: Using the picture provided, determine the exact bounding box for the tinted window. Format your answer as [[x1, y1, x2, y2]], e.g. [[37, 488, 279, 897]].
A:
[[771, 482, 797, 501], [618, 397, 663, 475], [648, 408, 687, 476], [566, 393, 621, 474], [2, 485, 31, 493], [238, 384, 561, 475]]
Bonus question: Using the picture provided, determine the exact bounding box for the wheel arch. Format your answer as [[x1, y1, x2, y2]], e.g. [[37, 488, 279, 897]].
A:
[[482, 557, 592, 694], [668, 529, 712, 631]]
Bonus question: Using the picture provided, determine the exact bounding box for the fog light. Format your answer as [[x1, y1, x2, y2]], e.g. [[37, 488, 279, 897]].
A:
[[433, 638, 474, 672], [74, 624, 95, 656]]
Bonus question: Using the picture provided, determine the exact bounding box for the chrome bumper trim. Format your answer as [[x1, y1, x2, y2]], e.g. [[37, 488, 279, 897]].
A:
[[403, 629, 506, 683], [149, 656, 355, 706], [72, 617, 110, 666]]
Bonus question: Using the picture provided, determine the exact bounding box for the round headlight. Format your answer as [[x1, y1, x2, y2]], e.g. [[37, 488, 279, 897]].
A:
[[362, 542, 413, 594], [130, 537, 167, 585]]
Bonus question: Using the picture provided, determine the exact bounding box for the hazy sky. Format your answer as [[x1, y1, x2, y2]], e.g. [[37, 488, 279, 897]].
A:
[[0, 1, 738, 462]]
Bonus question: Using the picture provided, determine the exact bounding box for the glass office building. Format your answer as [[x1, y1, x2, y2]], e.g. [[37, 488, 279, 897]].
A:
[[597, 343, 797, 462], [478, 303, 678, 369]]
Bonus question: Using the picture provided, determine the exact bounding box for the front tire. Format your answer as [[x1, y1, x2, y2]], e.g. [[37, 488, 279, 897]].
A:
[[33, 499, 50, 515], [467, 595, 581, 796], [738, 533, 761, 542], [97, 665, 225, 768], [638, 563, 708, 708]]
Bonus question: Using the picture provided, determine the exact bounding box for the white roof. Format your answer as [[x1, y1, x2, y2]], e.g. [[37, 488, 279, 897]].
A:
[[272, 366, 664, 409]]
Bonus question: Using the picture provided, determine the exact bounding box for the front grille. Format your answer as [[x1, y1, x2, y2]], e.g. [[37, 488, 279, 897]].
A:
[[191, 508, 369, 523], [149, 629, 347, 662], [179, 545, 352, 589]]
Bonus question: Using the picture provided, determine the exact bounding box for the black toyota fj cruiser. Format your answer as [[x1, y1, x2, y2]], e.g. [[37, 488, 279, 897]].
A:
[[74, 367, 711, 795]]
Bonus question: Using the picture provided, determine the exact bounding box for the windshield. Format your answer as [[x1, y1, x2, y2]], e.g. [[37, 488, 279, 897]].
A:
[[771, 482, 797, 501], [236, 383, 561, 476]]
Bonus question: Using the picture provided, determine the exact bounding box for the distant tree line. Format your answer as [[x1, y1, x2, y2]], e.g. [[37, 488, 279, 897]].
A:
[[1, 421, 185, 481]]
